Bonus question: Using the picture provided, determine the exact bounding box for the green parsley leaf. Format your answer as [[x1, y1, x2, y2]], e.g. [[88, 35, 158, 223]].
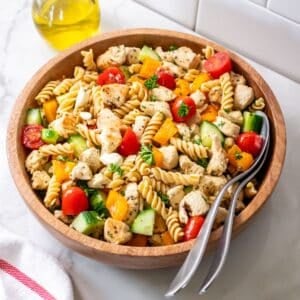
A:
[[158, 192, 170, 206], [139, 145, 155, 165], [169, 45, 178, 51], [149, 95, 157, 101], [144, 75, 158, 90], [235, 152, 243, 160], [77, 180, 97, 197], [197, 158, 209, 168], [91, 199, 108, 218], [193, 137, 201, 145], [178, 102, 190, 117], [109, 163, 124, 177], [217, 121, 225, 127]]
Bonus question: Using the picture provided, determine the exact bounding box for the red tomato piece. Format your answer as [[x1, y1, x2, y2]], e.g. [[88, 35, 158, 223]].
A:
[[118, 128, 140, 156], [204, 52, 232, 78], [236, 132, 263, 157], [157, 71, 176, 90], [97, 67, 125, 85], [22, 125, 45, 150], [171, 96, 196, 123], [62, 187, 89, 216], [184, 216, 205, 241]]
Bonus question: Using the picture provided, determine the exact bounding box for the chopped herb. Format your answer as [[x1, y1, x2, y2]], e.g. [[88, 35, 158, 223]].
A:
[[158, 192, 170, 206], [120, 190, 125, 196], [223, 109, 230, 113], [56, 155, 69, 162], [109, 163, 124, 177], [77, 180, 97, 197], [144, 75, 158, 90], [178, 102, 189, 117], [140, 145, 155, 165], [197, 158, 209, 168], [92, 200, 108, 218], [235, 152, 243, 160], [149, 94, 157, 101], [217, 121, 225, 127], [183, 186, 193, 194], [193, 137, 201, 145], [169, 45, 178, 51]]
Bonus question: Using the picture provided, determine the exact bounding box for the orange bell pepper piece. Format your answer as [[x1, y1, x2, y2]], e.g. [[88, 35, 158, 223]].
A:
[[161, 232, 175, 245], [190, 73, 211, 92], [127, 234, 148, 247], [43, 99, 58, 123], [139, 58, 161, 79], [227, 145, 254, 172], [152, 147, 164, 168], [106, 190, 129, 221], [174, 79, 190, 97], [52, 160, 75, 183], [153, 118, 178, 146], [154, 213, 167, 233], [201, 104, 219, 122]]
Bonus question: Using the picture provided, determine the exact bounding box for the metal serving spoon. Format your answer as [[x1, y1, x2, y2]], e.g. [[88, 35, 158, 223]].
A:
[[165, 111, 270, 297]]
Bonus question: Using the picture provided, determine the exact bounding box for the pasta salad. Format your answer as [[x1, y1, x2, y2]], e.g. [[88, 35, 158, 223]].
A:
[[22, 44, 265, 246]]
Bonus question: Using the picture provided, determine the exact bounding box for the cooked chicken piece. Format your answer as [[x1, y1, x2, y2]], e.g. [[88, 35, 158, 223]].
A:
[[99, 128, 122, 153], [125, 47, 140, 64], [244, 181, 258, 198], [155, 46, 174, 62], [49, 112, 77, 138], [172, 47, 200, 70], [140, 101, 172, 119], [124, 183, 140, 225], [208, 86, 222, 103], [100, 152, 123, 166], [132, 115, 150, 140], [54, 210, 73, 225], [236, 197, 246, 213], [207, 135, 228, 176], [97, 108, 122, 130], [190, 124, 200, 136], [100, 84, 129, 108], [97, 45, 126, 69], [25, 150, 48, 174], [179, 191, 209, 224], [213, 207, 228, 229], [31, 170, 50, 190], [224, 137, 235, 150], [87, 173, 111, 188], [176, 123, 191, 141], [151, 86, 176, 102], [79, 111, 92, 121], [199, 175, 227, 197], [234, 84, 255, 110], [104, 218, 132, 244], [167, 185, 185, 210], [71, 162, 93, 181], [190, 90, 206, 108], [74, 87, 90, 111], [218, 110, 243, 125], [61, 180, 74, 192], [79, 148, 102, 173], [179, 155, 204, 176], [230, 72, 246, 86], [214, 116, 240, 138], [161, 61, 185, 78], [159, 145, 179, 170], [186, 108, 202, 126]]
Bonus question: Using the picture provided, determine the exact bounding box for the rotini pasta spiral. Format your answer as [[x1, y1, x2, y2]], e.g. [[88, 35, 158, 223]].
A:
[[151, 167, 201, 186], [201, 79, 220, 93], [122, 156, 142, 182], [138, 176, 169, 220], [81, 49, 97, 71], [202, 45, 215, 59], [83, 71, 98, 83], [128, 81, 148, 101], [35, 80, 60, 104], [56, 90, 78, 114], [183, 69, 201, 82], [113, 99, 141, 118], [170, 138, 208, 160], [74, 66, 85, 80], [76, 124, 101, 147], [135, 155, 151, 176], [53, 78, 74, 96], [44, 176, 61, 209], [249, 97, 265, 112], [39, 143, 74, 157], [220, 72, 234, 111], [166, 210, 184, 242], [128, 63, 142, 74], [122, 109, 144, 126], [91, 85, 103, 117], [141, 112, 164, 145], [107, 173, 125, 190], [148, 177, 169, 194]]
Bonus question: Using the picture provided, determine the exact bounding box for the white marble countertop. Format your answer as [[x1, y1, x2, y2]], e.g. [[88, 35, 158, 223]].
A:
[[1, 1, 300, 300]]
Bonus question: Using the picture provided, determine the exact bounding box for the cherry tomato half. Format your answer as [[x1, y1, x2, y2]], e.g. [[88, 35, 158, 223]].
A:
[[184, 216, 205, 241], [204, 52, 232, 78], [97, 67, 126, 85], [62, 187, 89, 216], [118, 128, 140, 157], [22, 125, 45, 150], [236, 132, 263, 157], [157, 71, 176, 90], [171, 96, 196, 123]]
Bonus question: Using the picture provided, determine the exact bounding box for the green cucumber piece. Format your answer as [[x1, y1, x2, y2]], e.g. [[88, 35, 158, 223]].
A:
[[120, 66, 131, 80], [131, 209, 155, 236], [41, 128, 59, 144], [243, 111, 263, 133], [71, 211, 105, 235], [26, 108, 42, 125], [200, 121, 224, 148], [90, 191, 108, 217], [67, 134, 87, 157], [138, 45, 161, 62]]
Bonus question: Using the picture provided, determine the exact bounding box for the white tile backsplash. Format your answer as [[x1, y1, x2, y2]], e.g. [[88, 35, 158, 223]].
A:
[[268, 0, 300, 23]]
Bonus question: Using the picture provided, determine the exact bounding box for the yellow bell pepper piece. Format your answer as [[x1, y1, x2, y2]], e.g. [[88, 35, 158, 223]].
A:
[[190, 73, 211, 92], [227, 145, 254, 172], [52, 160, 75, 183], [139, 58, 161, 79], [174, 79, 190, 97], [127, 75, 145, 84], [153, 118, 178, 146], [43, 99, 58, 123], [152, 147, 164, 168], [106, 190, 129, 221]]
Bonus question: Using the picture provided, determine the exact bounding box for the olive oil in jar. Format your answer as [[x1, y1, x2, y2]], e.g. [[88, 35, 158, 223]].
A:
[[32, 0, 100, 50]]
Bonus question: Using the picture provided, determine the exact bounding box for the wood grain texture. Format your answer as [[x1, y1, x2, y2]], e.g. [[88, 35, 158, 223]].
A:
[[6, 28, 286, 269]]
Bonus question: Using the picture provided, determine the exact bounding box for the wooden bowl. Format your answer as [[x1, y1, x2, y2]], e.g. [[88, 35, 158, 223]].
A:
[[6, 29, 286, 269]]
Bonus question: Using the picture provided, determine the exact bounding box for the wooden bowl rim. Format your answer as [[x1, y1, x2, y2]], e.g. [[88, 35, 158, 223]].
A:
[[6, 28, 286, 257]]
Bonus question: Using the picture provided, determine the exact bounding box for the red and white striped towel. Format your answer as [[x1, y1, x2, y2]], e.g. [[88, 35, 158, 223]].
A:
[[0, 226, 73, 300]]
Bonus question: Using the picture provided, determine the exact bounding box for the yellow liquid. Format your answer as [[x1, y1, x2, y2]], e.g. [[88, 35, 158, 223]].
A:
[[32, 0, 100, 50]]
